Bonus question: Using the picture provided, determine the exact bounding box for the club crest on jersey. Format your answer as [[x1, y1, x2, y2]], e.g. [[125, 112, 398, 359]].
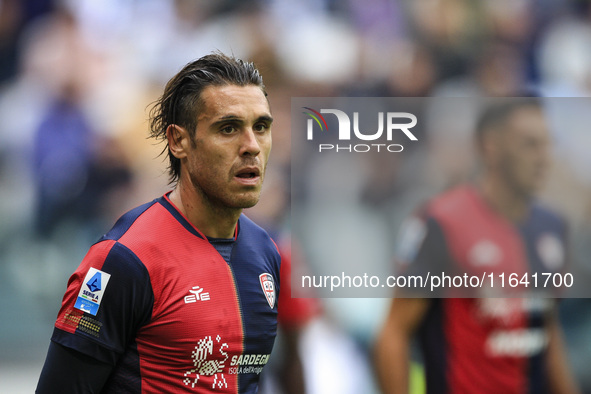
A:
[[74, 268, 111, 316], [259, 273, 275, 309]]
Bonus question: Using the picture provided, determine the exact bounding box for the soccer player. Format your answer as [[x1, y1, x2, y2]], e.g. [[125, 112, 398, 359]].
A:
[[36, 53, 281, 393], [374, 98, 581, 393]]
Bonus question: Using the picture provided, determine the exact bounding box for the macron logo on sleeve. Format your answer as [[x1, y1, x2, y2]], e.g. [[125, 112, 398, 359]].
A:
[[74, 268, 111, 316]]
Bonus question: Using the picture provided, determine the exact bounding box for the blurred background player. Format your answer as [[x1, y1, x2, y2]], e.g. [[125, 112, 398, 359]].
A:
[[374, 98, 580, 394]]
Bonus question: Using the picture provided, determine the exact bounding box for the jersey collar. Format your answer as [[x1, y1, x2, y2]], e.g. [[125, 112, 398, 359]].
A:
[[160, 192, 240, 241]]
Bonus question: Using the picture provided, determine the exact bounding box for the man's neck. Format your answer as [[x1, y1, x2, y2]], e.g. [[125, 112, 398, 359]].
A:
[[168, 185, 241, 239], [478, 175, 530, 223]]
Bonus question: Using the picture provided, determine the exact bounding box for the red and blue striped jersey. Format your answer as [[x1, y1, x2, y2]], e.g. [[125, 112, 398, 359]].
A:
[[399, 185, 567, 394], [51, 194, 281, 393]]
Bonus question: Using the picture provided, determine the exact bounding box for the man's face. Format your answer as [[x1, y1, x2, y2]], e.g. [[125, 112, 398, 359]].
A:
[[496, 106, 551, 198], [184, 84, 273, 210]]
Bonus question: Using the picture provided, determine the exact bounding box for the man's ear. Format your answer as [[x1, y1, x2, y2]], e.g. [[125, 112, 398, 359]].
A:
[[166, 124, 192, 159]]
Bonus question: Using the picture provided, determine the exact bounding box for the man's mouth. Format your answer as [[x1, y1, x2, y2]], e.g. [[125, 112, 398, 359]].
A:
[[234, 167, 261, 184], [236, 172, 257, 179]]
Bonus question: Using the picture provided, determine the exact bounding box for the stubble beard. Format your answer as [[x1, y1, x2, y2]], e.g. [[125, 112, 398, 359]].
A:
[[190, 171, 264, 216]]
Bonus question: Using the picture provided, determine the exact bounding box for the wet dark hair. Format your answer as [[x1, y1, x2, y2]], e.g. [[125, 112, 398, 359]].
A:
[[149, 53, 266, 183], [475, 97, 542, 150]]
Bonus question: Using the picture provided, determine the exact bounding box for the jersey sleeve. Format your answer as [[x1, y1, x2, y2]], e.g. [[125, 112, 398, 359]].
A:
[[36, 341, 114, 393], [395, 213, 453, 296], [51, 239, 154, 365]]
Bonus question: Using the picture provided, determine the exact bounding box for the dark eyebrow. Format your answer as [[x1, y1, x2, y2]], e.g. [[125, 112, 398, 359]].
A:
[[256, 115, 274, 124], [211, 114, 274, 127], [212, 115, 242, 126]]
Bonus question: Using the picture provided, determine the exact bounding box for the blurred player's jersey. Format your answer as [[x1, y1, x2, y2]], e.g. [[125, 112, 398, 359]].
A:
[[398, 185, 567, 394], [277, 241, 321, 329], [51, 194, 281, 393]]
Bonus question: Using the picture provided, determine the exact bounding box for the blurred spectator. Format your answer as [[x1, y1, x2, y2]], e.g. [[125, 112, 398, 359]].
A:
[[537, 16, 591, 96], [0, 0, 55, 82], [29, 9, 133, 239], [32, 89, 95, 237]]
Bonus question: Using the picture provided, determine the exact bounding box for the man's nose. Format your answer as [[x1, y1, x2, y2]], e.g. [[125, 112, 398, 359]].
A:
[[240, 128, 261, 156]]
